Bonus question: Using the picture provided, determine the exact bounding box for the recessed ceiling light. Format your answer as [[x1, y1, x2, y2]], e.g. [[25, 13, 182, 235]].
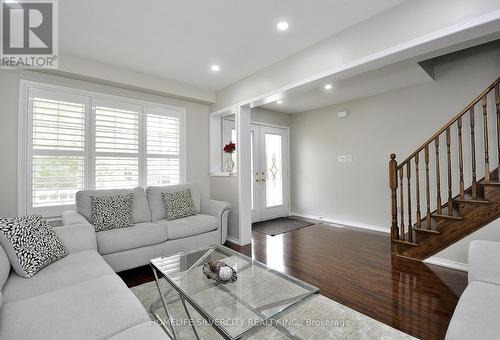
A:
[[324, 84, 333, 90], [277, 100, 283, 104], [211, 65, 221, 72], [277, 21, 289, 31]]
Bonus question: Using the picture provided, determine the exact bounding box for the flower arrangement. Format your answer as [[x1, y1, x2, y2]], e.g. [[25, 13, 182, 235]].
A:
[[223, 142, 236, 154]]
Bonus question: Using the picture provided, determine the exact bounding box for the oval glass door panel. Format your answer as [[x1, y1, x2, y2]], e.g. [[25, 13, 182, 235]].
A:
[[265, 133, 283, 207]]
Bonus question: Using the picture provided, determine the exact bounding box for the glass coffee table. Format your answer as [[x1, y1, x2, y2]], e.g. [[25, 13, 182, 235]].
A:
[[150, 245, 319, 340]]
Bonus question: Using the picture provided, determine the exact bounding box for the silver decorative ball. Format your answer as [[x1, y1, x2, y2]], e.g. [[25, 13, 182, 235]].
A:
[[219, 266, 232, 281]]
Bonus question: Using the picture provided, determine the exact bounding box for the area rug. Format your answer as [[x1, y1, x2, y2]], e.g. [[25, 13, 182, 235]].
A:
[[131, 280, 418, 339], [252, 217, 315, 236]]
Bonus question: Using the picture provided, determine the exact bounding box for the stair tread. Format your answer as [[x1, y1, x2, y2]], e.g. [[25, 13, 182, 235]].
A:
[[454, 195, 489, 204], [392, 239, 418, 247], [412, 227, 440, 234], [479, 180, 500, 187], [432, 212, 464, 221]]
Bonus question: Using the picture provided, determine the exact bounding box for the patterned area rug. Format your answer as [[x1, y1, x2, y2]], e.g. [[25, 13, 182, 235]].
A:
[[131, 280, 418, 339]]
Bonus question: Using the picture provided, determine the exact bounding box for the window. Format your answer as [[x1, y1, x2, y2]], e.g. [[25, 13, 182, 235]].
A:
[[20, 81, 186, 218]]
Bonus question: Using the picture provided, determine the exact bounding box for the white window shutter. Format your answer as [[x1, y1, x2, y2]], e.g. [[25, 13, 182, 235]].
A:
[[22, 82, 186, 218], [93, 100, 141, 189], [29, 88, 88, 212], [146, 108, 182, 186]]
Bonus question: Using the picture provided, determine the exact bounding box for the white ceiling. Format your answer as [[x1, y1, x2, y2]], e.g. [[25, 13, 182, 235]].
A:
[[60, 0, 404, 91], [257, 60, 433, 114]]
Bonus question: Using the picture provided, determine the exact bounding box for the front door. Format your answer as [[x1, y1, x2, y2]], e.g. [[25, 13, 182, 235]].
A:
[[251, 124, 289, 222]]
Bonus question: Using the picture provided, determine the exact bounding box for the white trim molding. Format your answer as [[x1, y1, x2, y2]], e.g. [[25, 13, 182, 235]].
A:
[[424, 257, 468, 272], [291, 212, 390, 234], [225, 235, 244, 246]]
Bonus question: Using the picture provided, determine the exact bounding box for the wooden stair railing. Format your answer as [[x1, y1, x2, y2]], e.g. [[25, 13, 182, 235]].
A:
[[390, 77, 500, 258]]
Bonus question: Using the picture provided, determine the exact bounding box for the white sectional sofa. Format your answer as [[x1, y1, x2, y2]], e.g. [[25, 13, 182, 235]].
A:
[[0, 223, 168, 339], [0, 183, 230, 339], [446, 240, 500, 340], [62, 183, 230, 272]]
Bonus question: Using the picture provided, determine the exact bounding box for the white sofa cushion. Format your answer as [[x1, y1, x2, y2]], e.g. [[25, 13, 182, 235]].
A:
[[2, 250, 114, 304], [54, 224, 98, 253], [468, 240, 500, 285], [107, 321, 168, 340], [147, 184, 201, 221], [96, 222, 168, 255], [0, 274, 150, 340], [76, 187, 151, 224], [155, 214, 218, 240], [0, 245, 10, 291], [446, 281, 500, 340]]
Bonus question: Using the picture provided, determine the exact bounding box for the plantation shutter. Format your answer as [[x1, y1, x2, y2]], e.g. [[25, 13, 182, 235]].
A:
[[93, 99, 141, 189], [29, 88, 88, 214], [146, 107, 183, 186]]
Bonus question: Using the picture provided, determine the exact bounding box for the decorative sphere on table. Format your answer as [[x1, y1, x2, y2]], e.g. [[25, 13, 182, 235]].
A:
[[219, 266, 233, 281]]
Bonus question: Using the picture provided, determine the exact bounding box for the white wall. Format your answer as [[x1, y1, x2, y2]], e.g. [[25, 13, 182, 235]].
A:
[[0, 70, 211, 218], [46, 54, 216, 103], [429, 219, 500, 269], [251, 108, 291, 127], [289, 45, 500, 238]]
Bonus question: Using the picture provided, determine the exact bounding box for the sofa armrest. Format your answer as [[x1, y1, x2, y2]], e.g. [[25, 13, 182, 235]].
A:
[[62, 210, 90, 226], [468, 240, 500, 285], [54, 224, 97, 254], [200, 199, 231, 244]]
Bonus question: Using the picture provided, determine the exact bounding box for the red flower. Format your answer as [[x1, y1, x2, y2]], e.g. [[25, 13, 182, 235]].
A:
[[223, 142, 236, 153]]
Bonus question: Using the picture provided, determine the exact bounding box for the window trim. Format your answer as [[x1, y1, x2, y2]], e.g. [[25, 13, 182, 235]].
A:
[[18, 79, 187, 219]]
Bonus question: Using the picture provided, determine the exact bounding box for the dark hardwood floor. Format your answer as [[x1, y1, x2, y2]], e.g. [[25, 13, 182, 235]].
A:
[[118, 222, 467, 340]]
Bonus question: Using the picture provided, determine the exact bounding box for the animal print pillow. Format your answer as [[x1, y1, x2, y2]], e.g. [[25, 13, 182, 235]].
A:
[[0, 214, 68, 278], [161, 189, 197, 221], [90, 193, 134, 232]]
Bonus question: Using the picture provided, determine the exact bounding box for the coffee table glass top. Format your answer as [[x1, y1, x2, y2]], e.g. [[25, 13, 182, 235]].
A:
[[151, 245, 319, 339]]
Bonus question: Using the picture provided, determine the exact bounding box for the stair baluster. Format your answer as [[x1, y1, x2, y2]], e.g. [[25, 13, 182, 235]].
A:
[[458, 117, 465, 199], [470, 107, 477, 199], [425, 145, 431, 229], [407, 162, 412, 242], [435, 137, 442, 214], [446, 128, 453, 215], [415, 153, 421, 229], [483, 95, 490, 182], [399, 168, 405, 241]]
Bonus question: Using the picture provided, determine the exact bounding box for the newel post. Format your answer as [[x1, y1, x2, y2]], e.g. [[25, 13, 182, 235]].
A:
[[389, 154, 399, 240]]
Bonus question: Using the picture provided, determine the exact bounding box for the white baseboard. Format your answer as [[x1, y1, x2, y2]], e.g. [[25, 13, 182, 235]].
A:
[[424, 256, 468, 272], [291, 212, 390, 234], [226, 235, 244, 246]]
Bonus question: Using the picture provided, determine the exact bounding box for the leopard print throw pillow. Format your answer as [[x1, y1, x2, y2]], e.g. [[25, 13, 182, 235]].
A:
[[90, 193, 134, 232], [161, 189, 197, 221]]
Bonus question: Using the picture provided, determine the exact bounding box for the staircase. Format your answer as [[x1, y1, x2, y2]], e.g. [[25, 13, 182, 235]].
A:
[[389, 77, 500, 260]]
